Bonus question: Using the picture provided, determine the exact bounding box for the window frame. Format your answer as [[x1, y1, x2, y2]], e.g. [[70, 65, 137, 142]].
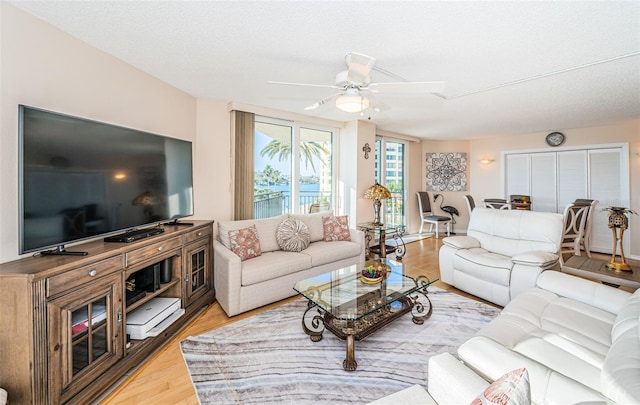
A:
[[254, 115, 338, 216]]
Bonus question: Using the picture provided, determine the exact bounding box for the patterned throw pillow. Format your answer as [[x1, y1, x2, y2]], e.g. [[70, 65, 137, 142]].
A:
[[276, 218, 311, 252], [229, 225, 262, 261], [471, 368, 530, 405], [322, 215, 351, 242]]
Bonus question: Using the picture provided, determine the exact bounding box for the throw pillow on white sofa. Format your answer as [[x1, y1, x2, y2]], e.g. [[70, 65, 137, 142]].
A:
[[275, 217, 310, 252]]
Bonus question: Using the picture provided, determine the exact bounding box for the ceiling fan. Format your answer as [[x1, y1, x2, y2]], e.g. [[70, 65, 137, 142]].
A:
[[268, 52, 445, 113]]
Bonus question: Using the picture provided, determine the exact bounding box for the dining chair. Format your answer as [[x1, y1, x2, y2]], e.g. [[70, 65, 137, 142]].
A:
[[483, 198, 511, 210], [416, 191, 451, 238], [559, 202, 590, 265], [573, 199, 599, 257], [463, 195, 476, 217]]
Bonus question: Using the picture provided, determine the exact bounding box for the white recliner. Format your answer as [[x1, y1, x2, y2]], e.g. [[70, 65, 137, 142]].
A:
[[458, 270, 640, 404], [439, 207, 563, 306]]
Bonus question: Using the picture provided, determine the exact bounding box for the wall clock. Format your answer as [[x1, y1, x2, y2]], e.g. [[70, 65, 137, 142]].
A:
[[545, 132, 565, 147]]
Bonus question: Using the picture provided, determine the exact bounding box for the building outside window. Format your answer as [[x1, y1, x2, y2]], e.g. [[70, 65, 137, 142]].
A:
[[375, 137, 406, 225]]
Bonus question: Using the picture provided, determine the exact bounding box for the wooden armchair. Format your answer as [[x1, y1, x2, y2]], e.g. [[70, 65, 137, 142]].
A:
[[483, 198, 511, 210], [559, 202, 590, 264]]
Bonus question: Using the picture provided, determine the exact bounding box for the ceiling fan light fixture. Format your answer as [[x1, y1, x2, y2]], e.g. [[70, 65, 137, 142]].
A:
[[336, 94, 370, 113]]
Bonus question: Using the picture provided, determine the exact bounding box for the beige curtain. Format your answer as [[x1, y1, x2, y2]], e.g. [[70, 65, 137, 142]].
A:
[[233, 111, 255, 220]]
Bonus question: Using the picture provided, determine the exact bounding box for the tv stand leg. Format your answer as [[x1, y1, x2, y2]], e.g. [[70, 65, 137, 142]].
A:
[[168, 220, 194, 226], [40, 246, 88, 256]]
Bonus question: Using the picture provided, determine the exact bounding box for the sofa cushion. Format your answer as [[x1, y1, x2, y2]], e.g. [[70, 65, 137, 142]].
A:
[[229, 225, 261, 261], [442, 235, 481, 249], [218, 215, 285, 253], [601, 320, 640, 403], [537, 270, 632, 315], [482, 288, 616, 357], [290, 210, 333, 242], [471, 368, 530, 405], [511, 251, 558, 267], [477, 287, 619, 393], [367, 384, 436, 405], [276, 217, 310, 252], [611, 288, 640, 341], [602, 290, 640, 403], [453, 248, 512, 286], [322, 215, 351, 241], [302, 240, 362, 267], [467, 208, 563, 258], [240, 251, 312, 286]]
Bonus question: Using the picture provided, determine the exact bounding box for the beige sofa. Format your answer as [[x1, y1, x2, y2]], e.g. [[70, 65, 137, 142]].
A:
[[214, 211, 366, 316]]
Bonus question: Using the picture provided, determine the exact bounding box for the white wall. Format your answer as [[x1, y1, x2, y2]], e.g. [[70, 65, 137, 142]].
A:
[[194, 99, 231, 223], [419, 140, 471, 234], [0, 4, 197, 263], [354, 120, 377, 226]]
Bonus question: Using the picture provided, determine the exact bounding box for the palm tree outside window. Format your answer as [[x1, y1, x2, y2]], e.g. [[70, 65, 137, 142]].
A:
[[254, 117, 335, 218]]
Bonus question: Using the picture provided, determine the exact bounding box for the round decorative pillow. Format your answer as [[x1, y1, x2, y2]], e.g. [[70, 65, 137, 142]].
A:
[[276, 218, 311, 252]]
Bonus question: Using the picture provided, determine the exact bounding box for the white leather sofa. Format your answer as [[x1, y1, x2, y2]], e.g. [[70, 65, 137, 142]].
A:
[[372, 271, 640, 404], [458, 270, 640, 404], [439, 207, 563, 306], [369, 352, 491, 405], [214, 211, 365, 316]]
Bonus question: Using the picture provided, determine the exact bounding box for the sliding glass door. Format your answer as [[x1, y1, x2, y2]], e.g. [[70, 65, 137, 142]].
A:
[[375, 137, 406, 225], [254, 117, 335, 218]]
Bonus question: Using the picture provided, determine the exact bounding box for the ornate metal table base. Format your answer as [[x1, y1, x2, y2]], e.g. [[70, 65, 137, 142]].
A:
[[361, 225, 407, 260], [300, 280, 433, 371]]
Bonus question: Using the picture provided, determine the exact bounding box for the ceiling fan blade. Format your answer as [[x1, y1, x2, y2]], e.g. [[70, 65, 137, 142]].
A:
[[304, 93, 342, 110], [345, 52, 376, 85], [367, 81, 446, 94], [268, 80, 340, 90], [370, 101, 391, 113], [364, 93, 390, 113]]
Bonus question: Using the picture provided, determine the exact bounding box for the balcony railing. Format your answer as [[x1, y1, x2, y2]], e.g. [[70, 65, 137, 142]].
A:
[[254, 190, 332, 219], [385, 191, 405, 225], [254, 190, 404, 223]]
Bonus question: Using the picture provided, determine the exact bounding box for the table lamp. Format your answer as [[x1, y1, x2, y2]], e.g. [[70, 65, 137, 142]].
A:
[[364, 183, 392, 226]]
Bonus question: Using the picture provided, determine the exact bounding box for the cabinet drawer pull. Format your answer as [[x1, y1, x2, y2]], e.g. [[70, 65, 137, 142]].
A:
[[157, 246, 164, 252], [197, 231, 202, 236], [88, 269, 97, 277]]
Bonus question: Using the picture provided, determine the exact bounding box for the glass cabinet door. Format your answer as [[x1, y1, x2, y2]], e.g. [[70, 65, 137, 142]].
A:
[[71, 296, 109, 375], [184, 238, 211, 306], [48, 272, 123, 402]]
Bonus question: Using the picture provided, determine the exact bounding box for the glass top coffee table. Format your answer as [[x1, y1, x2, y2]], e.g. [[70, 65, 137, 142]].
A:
[[293, 258, 438, 371]]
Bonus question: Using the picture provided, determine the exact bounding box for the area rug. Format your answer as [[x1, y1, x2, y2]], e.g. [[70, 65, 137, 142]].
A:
[[180, 287, 500, 404]]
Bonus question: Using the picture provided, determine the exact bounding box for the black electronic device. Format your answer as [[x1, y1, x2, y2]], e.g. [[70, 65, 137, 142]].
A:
[[160, 258, 172, 283], [104, 227, 165, 243], [125, 290, 147, 307], [130, 263, 162, 293], [19, 105, 194, 255]]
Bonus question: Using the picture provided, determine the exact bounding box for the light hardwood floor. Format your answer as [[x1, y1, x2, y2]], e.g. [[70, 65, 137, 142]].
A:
[[99, 237, 637, 404]]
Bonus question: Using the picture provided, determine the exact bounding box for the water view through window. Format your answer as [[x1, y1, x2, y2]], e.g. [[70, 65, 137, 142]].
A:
[[254, 118, 333, 218]]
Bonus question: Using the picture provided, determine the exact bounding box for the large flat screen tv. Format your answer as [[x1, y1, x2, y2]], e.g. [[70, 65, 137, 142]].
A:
[[19, 105, 194, 254]]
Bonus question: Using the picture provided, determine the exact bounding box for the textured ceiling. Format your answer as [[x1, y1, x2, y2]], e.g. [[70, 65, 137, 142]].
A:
[[9, 1, 640, 140]]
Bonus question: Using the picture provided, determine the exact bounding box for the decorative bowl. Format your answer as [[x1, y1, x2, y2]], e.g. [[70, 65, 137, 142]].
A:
[[361, 266, 384, 284]]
